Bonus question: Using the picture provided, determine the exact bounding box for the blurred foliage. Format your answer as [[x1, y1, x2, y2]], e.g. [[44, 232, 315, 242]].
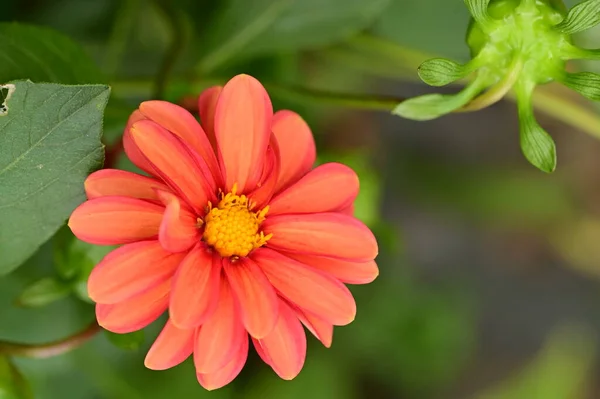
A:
[[0, 357, 32, 399], [475, 327, 596, 399]]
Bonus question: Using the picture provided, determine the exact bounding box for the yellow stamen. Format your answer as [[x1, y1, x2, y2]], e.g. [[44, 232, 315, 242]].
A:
[[202, 184, 272, 258]]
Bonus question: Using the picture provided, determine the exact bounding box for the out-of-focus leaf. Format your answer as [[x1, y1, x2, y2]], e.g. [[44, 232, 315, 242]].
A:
[[0, 23, 105, 84], [371, 0, 471, 59], [15, 277, 72, 308], [53, 227, 114, 303], [198, 0, 391, 72], [0, 81, 109, 275], [53, 227, 93, 280], [475, 327, 596, 399], [104, 330, 145, 351], [0, 357, 33, 399], [241, 0, 392, 56]]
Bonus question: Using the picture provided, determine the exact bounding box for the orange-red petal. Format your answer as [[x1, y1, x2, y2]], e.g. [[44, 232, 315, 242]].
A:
[[256, 300, 306, 380], [130, 120, 216, 213], [339, 204, 354, 216], [283, 252, 379, 284], [156, 190, 200, 253], [214, 74, 272, 193], [96, 279, 170, 333], [144, 319, 195, 370], [223, 258, 278, 339], [169, 246, 221, 328], [88, 240, 185, 304], [198, 86, 222, 151], [197, 335, 248, 391], [139, 101, 221, 183], [248, 133, 281, 209], [84, 169, 168, 201], [292, 305, 333, 348], [194, 275, 245, 374], [252, 248, 356, 326], [69, 197, 163, 245], [262, 213, 378, 262], [272, 110, 316, 193], [268, 163, 359, 216], [123, 110, 155, 174]]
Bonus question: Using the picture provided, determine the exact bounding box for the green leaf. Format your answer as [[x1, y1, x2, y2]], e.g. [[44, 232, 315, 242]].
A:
[[53, 227, 86, 279], [15, 277, 72, 308], [418, 58, 474, 87], [0, 357, 33, 399], [72, 244, 115, 304], [105, 330, 145, 351], [553, 0, 600, 34], [464, 0, 492, 25], [518, 98, 557, 173], [0, 81, 109, 275], [392, 80, 483, 121], [560, 71, 600, 101], [198, 0, 391, 72], [0, 23, 105, 84]]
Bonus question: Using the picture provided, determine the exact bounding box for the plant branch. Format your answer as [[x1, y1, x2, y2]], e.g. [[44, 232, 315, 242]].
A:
[[459, 58, 523, 112], [0, 322, 101, 359], [265, 83, 405, 111]]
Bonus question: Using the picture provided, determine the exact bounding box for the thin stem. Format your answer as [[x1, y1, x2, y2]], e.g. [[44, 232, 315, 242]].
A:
[[0, 322, 101, 359], [152, 0, 188, 100], [459, 58, 523, 112], [104, 140, 124, 169], [265, 83, 404, 111], [566, 48, 600, 61]]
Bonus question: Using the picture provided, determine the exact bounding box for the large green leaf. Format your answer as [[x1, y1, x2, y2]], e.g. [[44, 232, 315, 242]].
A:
[[0, 23, 105, 84], [0, 81, 109, 275], [198, 0, 391, 72]]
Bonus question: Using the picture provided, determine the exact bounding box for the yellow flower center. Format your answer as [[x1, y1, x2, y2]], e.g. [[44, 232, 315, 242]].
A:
[[202, 184, 271, 258]]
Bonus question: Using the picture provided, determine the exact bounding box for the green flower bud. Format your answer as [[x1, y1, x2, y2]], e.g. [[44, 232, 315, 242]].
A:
[[394, 0, 600, 173]]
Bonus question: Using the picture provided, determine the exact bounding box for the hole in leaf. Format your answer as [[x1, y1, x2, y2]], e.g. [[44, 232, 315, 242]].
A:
[[0, 84, 16, 116]]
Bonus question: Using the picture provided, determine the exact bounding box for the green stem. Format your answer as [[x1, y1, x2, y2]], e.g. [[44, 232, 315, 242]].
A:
[[459, 58, 523, 112], [566, 48, 600, 60], [265, 83, 404, 111], [0, 322, 101, 359], [152, 0, 188, 100]]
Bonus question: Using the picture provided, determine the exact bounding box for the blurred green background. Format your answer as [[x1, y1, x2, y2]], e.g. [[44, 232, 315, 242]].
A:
[[2, 0, 600, 398]]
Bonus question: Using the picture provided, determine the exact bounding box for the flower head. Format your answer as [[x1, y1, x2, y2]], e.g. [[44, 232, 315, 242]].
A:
[[68, 74, 379, 390], [394, 0, 600, 173]]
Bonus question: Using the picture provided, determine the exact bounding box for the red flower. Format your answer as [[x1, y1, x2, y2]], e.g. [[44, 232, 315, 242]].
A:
[[69, 74, 378, 390]]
